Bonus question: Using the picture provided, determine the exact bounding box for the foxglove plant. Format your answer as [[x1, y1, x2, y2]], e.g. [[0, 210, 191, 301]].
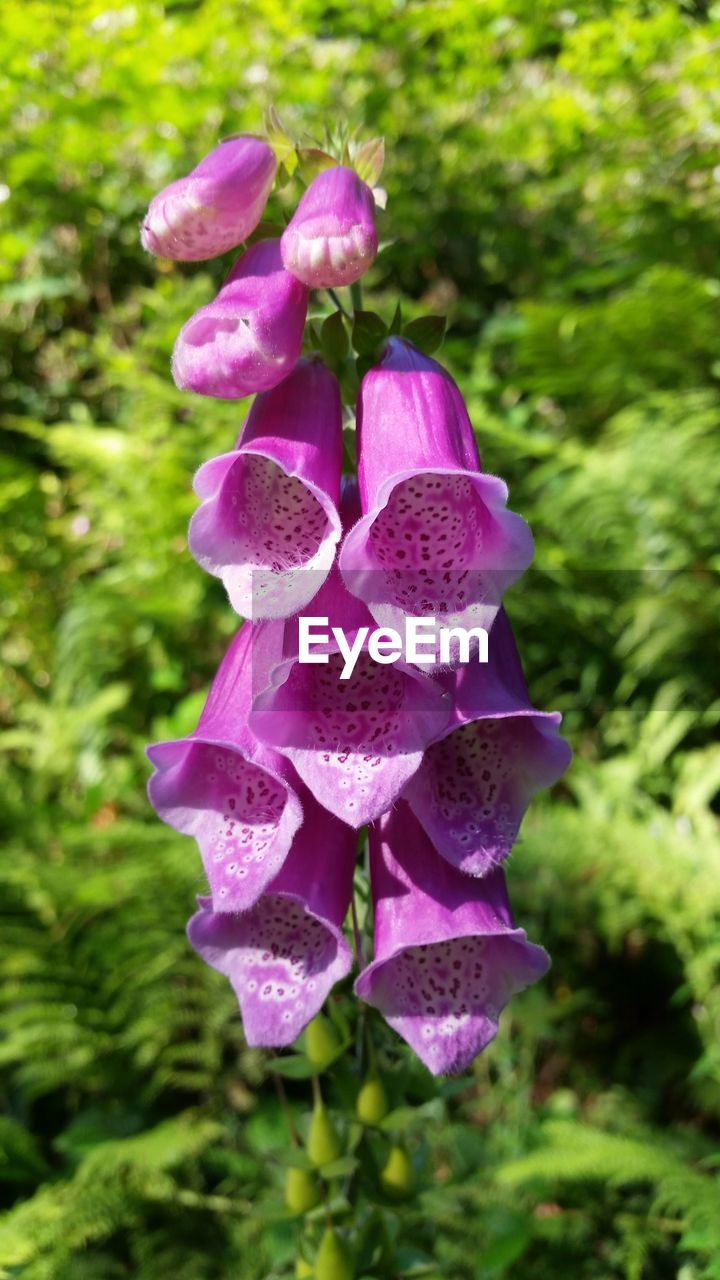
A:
[[172, 239, 307, 398], [249, 566, 451, 827], [187, 795, 355, 1046], [340, 338, 533, 659], [147, 624, 303, 912], [355, 803, 549, 1075], [142, 135, 277, 261], [403, 610, 573, 876], [141, 112, 571, 1275], [281, 164, 378, 287], [188, 358, 343, 617]]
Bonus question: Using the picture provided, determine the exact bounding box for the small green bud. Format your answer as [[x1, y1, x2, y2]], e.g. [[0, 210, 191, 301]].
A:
[[305, 1014, 341, 1068], [295, 1257, 314, 1277], [380, 1144, 414, 1198], [315, 1227, 354, 1280], [355, 1075, 389, 1125], [285, 1165, 322, 1213], [307, 1102, 342, 1167]]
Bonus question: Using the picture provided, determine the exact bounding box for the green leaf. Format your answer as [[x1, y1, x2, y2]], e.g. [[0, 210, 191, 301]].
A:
[[352, 310, 387, 356], [403, 315, 447, 355], [321, 310, 350, 363], [267, 1054, 317, 1079], [317, 1154, 359, 1180]]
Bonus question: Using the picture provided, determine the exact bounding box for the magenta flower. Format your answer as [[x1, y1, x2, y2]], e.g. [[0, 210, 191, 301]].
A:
[[339, 339, 533, 659], [281, 165, 378, 288], [172, 240, 307, 399], [249, 568, 451, 827], [147, 625, 303, 912], [355, 803, 549, 1075], [403, 611, 572, 877], [141, 136, 277, 261], [188, 360, 343, 618], [187, 796, 355, 1046]]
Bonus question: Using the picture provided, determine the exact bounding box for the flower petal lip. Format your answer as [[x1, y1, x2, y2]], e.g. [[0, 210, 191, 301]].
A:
[[248, 569, 451, 828], [172, 240, 308, 399], [188, 360, 343, 620], [187, 795, 355, 1046], [146, 625, 303, 913], [281, 165, 378, 288], [355, 803, 549, 1075], [339, 338, 533, 659], [403, 610, 573, 877], [141, 135, 277, 261]]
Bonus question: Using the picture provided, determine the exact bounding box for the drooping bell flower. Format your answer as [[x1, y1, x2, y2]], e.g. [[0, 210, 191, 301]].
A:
[[172, 240, 307, 399], [249, 561, 451, 828], [281, 165, 378, 288], [147, 624, 303, 913], [355, 803, 549, 1075], [189, 359, 343, 618], [187, 794, 355, 1046], [403, 611, 572, 877], [141, 135, 277, 262], [339, 339, 533, 661]]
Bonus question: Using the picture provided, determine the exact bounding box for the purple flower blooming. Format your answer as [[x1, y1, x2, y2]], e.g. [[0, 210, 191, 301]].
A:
[[188, 359, 343, 618], [249, 567, 451, 828], [172, 240, 307, 399], [141, 135, 277, 261], [281, 165, 378, 288], [339, 339, 533, 660], [147, 625, 303, 912], [403, 611, 572, 877], [355, 803, 549, 1075], [187, 795, 355, 1046]]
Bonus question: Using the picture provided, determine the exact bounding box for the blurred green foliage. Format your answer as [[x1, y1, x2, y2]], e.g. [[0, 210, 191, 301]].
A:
[[1, 1, 719, 1276]]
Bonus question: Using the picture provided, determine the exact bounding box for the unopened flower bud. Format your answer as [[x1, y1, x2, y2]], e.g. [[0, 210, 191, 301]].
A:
[[172, 239, 307, 400], [307, 1102, 342, 1167], [281, 165, 377, 288], [355, 1075, 389, 1125], [285, 1166, 322, 1214], [305, 1014, 342, 1069], [380, 1144, 414, 1199], [315, 1227, 354, 1280], [142, 135, 276, 261]]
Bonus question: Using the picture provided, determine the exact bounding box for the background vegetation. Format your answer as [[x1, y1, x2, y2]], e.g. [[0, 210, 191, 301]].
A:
[[1, 1, 719, 1276]]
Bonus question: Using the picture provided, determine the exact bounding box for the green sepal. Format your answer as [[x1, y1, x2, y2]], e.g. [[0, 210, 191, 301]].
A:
[[352, 309, 388, 356], [403, 314, 447, 355], [316, 1153, 359, 1180], [353, 136, 385, 186], [321, 311, 350, 365], [297, 146, 336, 184], [267, 1054, 317, 1079]]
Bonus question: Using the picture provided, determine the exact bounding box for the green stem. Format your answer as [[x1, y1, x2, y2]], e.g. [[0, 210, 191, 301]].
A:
[[350, 280, 363, 312], [327, 287, 350, 318]]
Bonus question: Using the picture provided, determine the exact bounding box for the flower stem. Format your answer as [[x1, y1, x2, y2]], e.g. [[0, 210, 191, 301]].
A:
[[327, 288, 350, 318], [350, 280, 363, 312]]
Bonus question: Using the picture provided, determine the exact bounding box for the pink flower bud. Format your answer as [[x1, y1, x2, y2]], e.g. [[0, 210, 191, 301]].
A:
[[172, 240, 307, 399], [141, 136, 277, 261], [281, 166, 378, 288]]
